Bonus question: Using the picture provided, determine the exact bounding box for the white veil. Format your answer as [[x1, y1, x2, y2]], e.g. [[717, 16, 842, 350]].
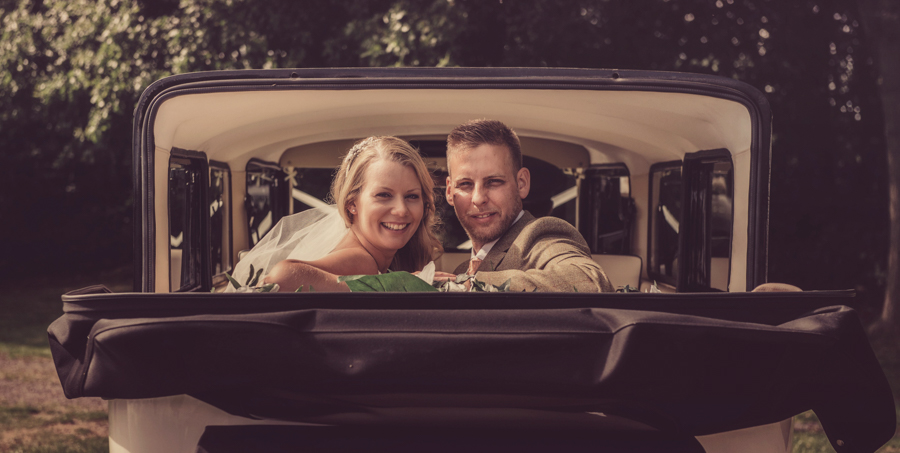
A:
[[226, 206, 348, 290]]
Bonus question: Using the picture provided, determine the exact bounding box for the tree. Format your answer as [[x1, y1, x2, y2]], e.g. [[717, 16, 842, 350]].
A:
[[0, 0, 360, 276], [857, 0, 900, 335]]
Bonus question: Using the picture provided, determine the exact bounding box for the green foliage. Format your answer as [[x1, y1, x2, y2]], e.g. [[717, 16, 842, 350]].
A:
[[224, 272, 242, 290], [431, 274, 510, 292], [791, 431, 835, 453], [257, 283, 276, 292], [222, 267, 275, 292], [334, 0, 463, 67], [341, 271, 438, 292], [247, 265, 263, 287], [0, 0, 356, 276], [617, 285, 640, 293]]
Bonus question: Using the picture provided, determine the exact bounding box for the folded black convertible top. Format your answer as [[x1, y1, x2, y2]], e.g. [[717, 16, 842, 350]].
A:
[[48, 289, 895, 452]]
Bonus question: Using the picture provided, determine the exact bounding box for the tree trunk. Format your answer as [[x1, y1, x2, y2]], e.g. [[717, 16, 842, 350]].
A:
[[858, 0, 900, 336]]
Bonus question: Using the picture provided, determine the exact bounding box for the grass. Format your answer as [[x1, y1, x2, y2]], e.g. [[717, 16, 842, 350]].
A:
[[0, 268, 129, 453], [0, 267, 132, 358], [2, 433, 109, 453], [0, 403, 109, 453], [0, 406, 107, 431]]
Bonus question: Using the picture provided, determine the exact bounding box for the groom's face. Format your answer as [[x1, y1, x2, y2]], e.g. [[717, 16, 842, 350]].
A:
[[446, 143, 530, 250]]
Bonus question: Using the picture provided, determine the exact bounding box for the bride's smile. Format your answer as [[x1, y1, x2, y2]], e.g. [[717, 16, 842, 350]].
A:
[[381, 222, 410, 231], [349, 159, 425, 262]]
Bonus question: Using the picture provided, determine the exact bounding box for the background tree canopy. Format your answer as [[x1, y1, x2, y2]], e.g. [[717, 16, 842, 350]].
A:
[[0, 0, 890, 321]]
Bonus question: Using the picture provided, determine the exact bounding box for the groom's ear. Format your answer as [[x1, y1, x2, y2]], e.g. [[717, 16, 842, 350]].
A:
[[445, 176, 454, 206], [516, 167, 531, 199]]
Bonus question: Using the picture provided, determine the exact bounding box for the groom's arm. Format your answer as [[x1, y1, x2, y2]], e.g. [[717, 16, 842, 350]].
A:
[[474, 219, 614, 293]]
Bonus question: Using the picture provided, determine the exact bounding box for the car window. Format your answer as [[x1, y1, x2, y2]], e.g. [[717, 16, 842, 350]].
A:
[[579, 165, 633, 254], [649, 152, 734, 291], [649, 162, 683, 287], [681, 152, 734, 291], [246, 159, 290, 247], [209, 161, 232, 282], [169, 155, 205, 291]]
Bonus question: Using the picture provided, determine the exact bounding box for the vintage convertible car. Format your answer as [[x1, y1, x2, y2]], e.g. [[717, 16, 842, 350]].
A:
[[49, 68, 895, 452]]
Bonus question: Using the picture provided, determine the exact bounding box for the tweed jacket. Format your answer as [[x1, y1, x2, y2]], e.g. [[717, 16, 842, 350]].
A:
[[453, 211, 613, 292]]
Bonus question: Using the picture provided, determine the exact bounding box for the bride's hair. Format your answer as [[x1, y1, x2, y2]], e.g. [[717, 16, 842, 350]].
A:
[[331, 136, 443, 272]]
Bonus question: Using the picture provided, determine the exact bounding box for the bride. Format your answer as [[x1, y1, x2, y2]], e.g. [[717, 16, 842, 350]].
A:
[[230, 136, 443, 292]]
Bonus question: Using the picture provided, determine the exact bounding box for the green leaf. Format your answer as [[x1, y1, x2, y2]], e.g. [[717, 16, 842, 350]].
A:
[[337, 274, 367, 282], [309, 285, 315, 292], [258, 283, 276, 293], [294, 285, 304, 293], [224, 273, 242, 290], [471, 280, 487, 292], [246, 264, 256, 286], [499, 279, 511, 291], [249, 268, 264, 287], [573, 286, 579, 292], [345, 272, 439, 292]]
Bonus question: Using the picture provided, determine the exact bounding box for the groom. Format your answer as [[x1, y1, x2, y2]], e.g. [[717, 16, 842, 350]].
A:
[[439, 119, 613, 292]]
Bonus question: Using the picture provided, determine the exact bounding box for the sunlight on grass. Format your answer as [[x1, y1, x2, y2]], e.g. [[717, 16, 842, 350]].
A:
[[3, 433, 108, 453], [0, 404, 109, 452], [0, 342, 52, 359], [792, 423, 899, 453], [0, 405, 43, 430], [1, 277, 115, 453], [0, 405, 108, 430], [793, 432, 834, 453]]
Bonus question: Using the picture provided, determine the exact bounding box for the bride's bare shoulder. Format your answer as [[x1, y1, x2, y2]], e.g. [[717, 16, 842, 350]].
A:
[[306, 248, 379, 276]]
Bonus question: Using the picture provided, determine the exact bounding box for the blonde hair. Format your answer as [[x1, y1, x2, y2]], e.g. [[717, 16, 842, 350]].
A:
[[331, 136, 443, 272]]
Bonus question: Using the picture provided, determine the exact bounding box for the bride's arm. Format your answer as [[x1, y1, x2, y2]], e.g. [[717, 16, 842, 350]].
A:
[[264, 249, 380, 293], [264, 260, 350, 292]]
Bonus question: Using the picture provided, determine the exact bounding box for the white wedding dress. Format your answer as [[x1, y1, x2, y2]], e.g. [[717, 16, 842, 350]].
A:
[[226, 206, 348, 291]]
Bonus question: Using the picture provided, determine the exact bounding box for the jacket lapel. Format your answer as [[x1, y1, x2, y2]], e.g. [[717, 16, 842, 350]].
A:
[[482, 211, 535, 271]]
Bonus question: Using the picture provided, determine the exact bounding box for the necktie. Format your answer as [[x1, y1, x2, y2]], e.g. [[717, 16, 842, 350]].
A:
[[467, 257, 483, 275], [465, 257, 482, 290]]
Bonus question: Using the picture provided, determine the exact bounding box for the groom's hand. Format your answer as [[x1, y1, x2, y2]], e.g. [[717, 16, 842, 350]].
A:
[[432, 271, 458, 281], [411, 270, 457, 281]]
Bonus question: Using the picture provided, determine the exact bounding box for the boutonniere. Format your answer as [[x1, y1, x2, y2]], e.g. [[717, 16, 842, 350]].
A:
[[433, 273, 511, 292]]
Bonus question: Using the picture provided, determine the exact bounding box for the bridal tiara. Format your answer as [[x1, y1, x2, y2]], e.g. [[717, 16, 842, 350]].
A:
[[345, 137, 376, 176]]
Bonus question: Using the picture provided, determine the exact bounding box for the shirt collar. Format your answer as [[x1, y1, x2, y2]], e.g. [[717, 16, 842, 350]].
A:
[[471, 210, 525, 261]]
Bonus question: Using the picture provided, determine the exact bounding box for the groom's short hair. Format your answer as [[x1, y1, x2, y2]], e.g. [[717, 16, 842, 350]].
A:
[[447, 119, 522, 172]]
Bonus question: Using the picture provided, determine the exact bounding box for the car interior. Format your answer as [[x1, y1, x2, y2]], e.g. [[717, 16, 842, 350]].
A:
[[157, 88, 749, 294]]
